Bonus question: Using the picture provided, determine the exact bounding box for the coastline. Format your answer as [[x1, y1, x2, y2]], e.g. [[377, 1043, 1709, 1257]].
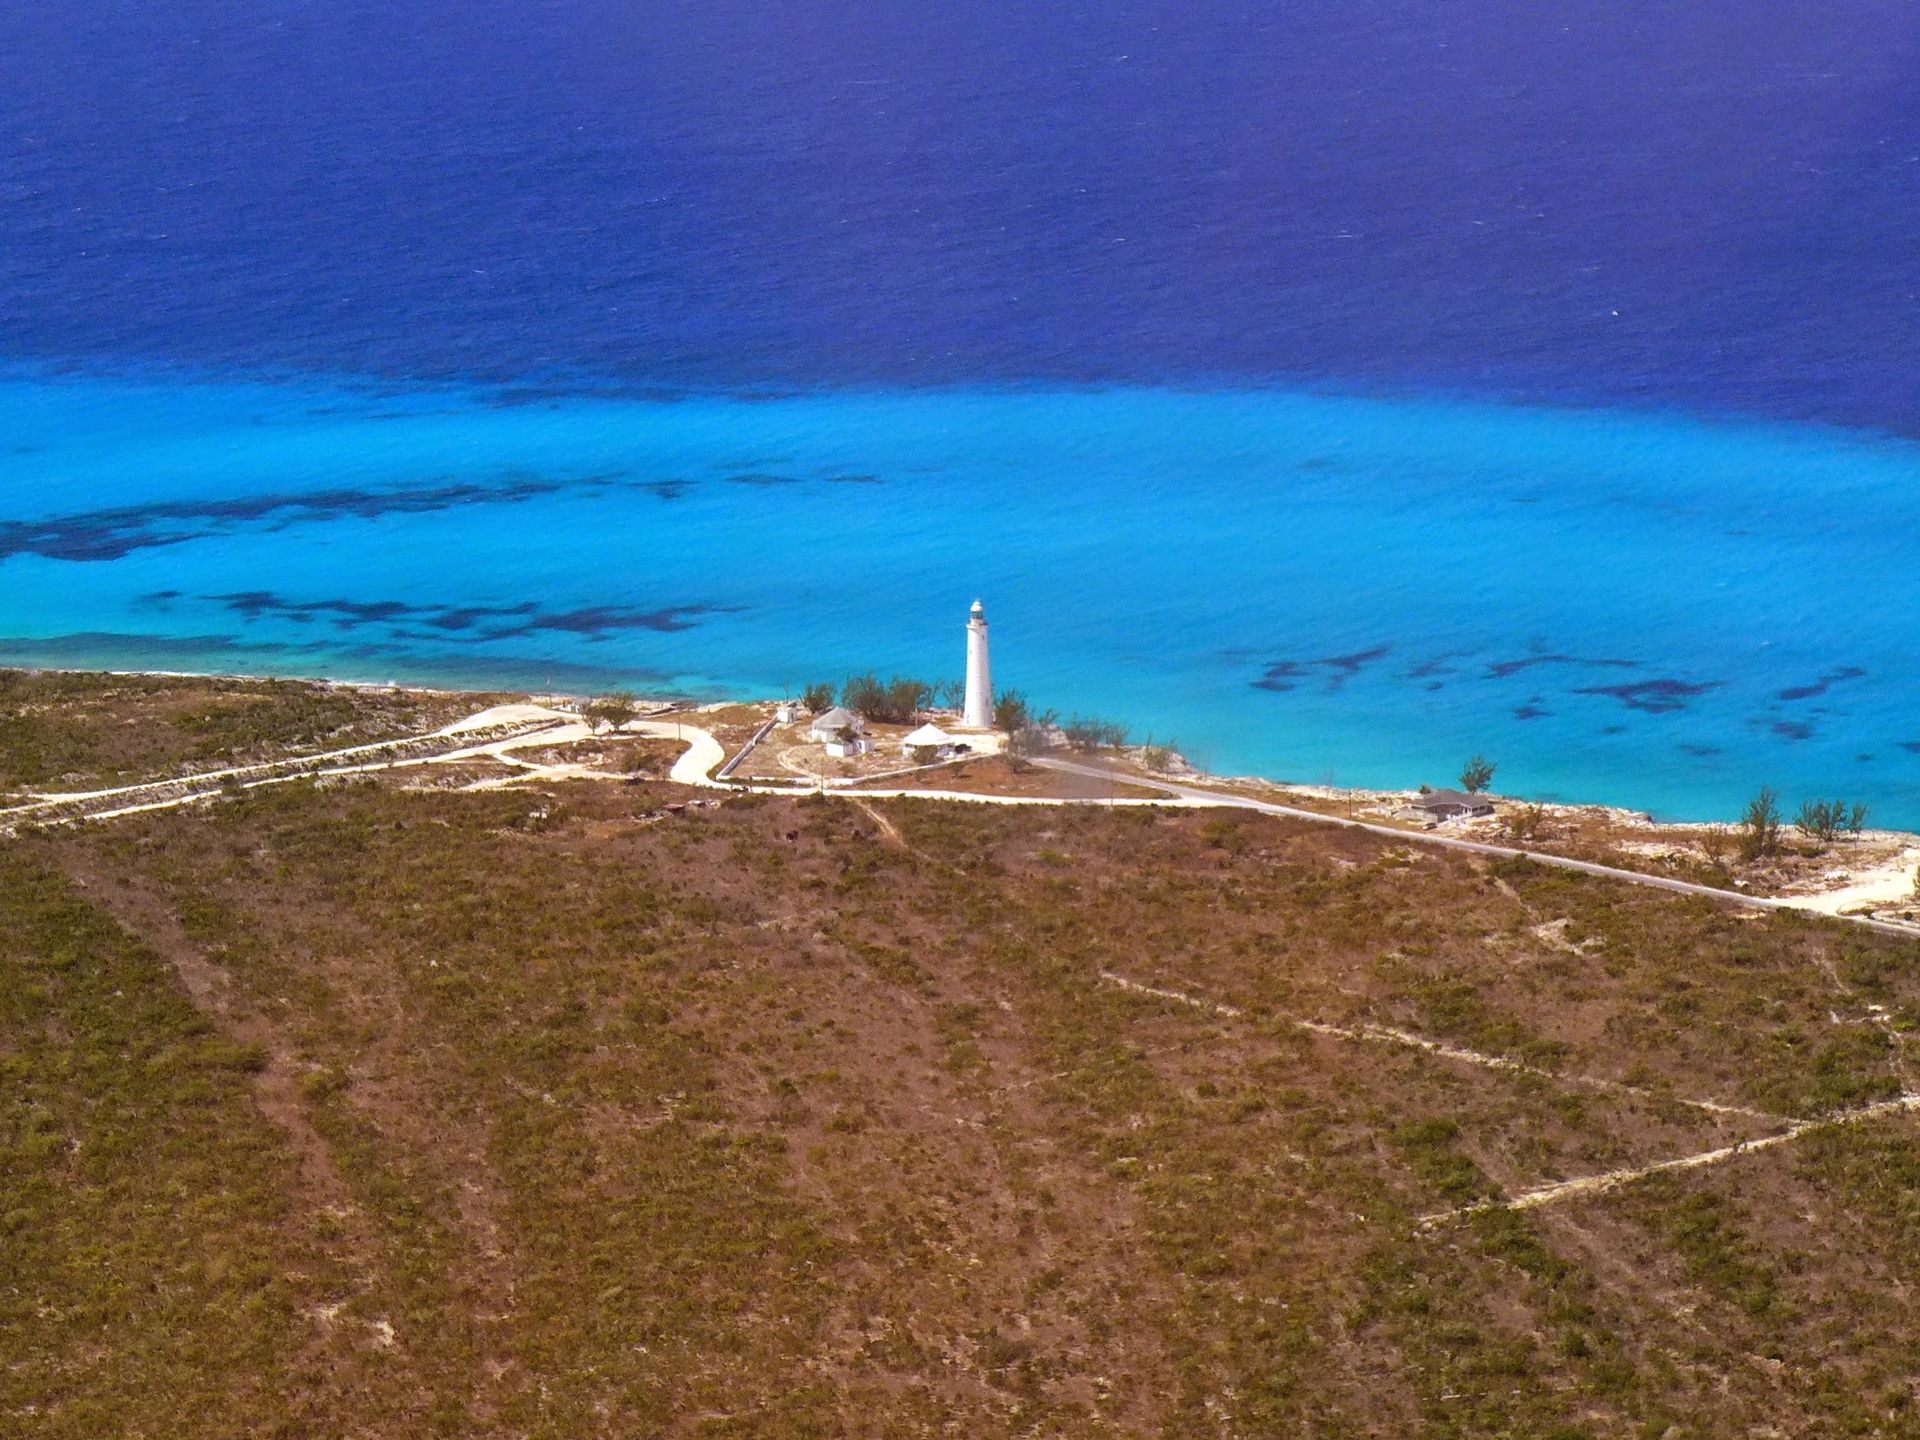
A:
[[8, 372, 1920, 831], [8, 660, 1918, 928]]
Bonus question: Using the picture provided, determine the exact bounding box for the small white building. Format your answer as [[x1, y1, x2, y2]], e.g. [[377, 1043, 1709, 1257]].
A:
[[901, 721, 955, 763], [809, 705, 872, 757], [808, 706, 863, 742]]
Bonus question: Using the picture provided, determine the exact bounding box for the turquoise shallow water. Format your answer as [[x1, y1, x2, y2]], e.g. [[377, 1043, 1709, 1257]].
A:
[[4, 370, 1918, 825]]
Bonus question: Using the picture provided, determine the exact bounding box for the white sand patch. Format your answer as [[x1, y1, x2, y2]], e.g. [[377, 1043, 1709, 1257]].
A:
[[438, 702, 572, 735], [1529, 918, 1594, 955], [1613, 839, 1694, 861], [1790, 845, 1920, 916]]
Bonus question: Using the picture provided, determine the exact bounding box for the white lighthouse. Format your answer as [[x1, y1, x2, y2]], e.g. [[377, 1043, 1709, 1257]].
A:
[[962, 599, 993, 729]]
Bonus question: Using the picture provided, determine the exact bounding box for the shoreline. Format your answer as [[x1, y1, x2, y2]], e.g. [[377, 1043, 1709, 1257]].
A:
[[8, 659, 1920, 925], [10, 373, 1920, 836], [1204, 771, 1920, 919], [0, 661, 1798, 827]]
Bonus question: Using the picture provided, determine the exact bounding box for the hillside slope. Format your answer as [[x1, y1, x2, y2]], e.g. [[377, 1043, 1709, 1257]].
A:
[[4, 679, 1919, 1437]]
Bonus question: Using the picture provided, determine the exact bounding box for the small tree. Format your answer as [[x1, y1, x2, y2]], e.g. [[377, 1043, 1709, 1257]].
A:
[[932, 678, 965, 711], [1796, 799, 1841, 845], [1698, 824, 1731, 868], [1739, 786, 1782, 862], [841, 672, 884, 720], [801, 680, 835, 713], [1460, 755, 1497, 794], [886, 675, 931, 722], [584, 691, 638, 733], [1007, 710, 1059, 761], [1795, 797, 1866, 846], [842, 673, 929, 724], [993, 689, 1030, 733], [1063, 715, 1128, 752], [1003, 706, 1059, 763], [1500, 804, 1548, 842]]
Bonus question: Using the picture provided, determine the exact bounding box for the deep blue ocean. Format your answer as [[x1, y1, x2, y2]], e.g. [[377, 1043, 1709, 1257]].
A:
[[2, 1, 1918, 822]]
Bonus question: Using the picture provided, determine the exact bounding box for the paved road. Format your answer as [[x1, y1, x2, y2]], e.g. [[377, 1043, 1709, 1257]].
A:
[[1034, 757, 1920, 941]]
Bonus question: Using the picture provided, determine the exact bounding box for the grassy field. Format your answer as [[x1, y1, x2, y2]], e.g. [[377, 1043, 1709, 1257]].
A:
[[4, 678, 1920, 1436], [0, 670, 480, 794]]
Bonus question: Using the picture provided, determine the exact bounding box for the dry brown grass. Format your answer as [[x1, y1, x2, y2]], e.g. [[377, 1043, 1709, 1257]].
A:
[[0, 670, 479, 792], [852, 755, 1166, 801], [5, 679, 1920, 1437]]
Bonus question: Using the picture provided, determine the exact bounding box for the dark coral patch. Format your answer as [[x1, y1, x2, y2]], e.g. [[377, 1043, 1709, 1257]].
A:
[[1777, 666, 1867, 702], [422, 603, 541, 632], [1574, 678, 1719, 714], [1318, 645, 1390, 689], [481, 604, 731, 641], [1771, 720, 1815, 742], [1251, 645, 1390, 695], [0, 478, 568, 564], [202, 590, 735, 643], [1252, 661, 1301, 693], [1404, 654, 1461, 680], [1489, 653, 1576, 679], [1487, 654, 1638, 680], [211, 592, 427, 629]]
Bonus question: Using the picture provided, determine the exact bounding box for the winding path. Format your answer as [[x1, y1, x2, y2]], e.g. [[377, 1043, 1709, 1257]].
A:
[[613, 719, 726, 786], [16, 698, 1917, 942]]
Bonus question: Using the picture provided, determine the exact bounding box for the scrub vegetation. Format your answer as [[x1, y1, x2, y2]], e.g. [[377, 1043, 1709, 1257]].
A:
[[0, 669, 474, 792], [4, 676, 1920, 1437]]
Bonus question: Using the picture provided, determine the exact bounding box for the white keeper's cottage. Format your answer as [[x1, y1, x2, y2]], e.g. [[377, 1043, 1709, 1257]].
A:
[[808, 705, 871, 757]]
